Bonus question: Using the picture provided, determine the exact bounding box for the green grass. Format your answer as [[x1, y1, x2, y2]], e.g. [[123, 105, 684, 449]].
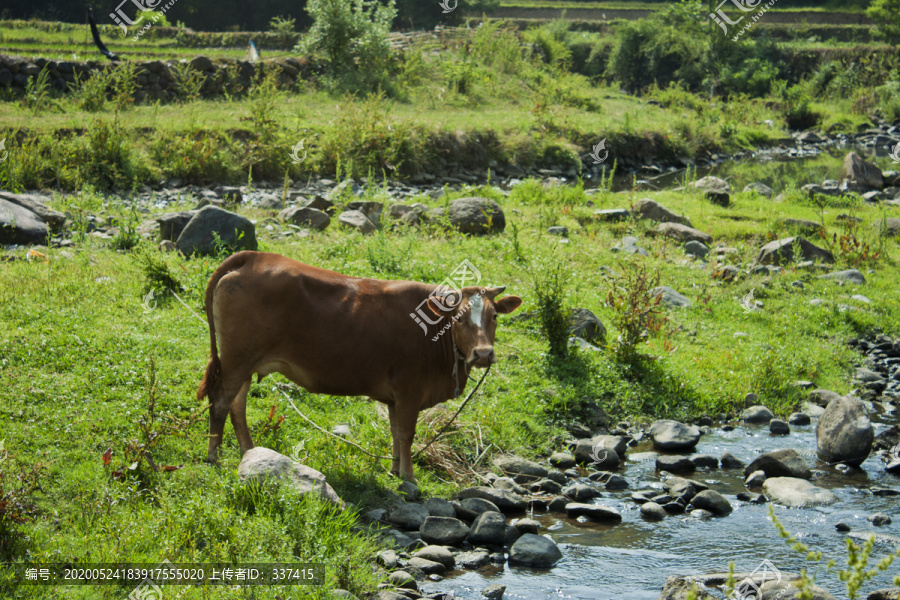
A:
[[1, 174, 899, 596]]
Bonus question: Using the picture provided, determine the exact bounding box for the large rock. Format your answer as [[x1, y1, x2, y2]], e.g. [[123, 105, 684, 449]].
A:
[[458, 487, 527, 513], [657, 576, 715, 600], [689, 490, 732, 516], [387, 503, 430, 530], [759, 580, 837, 600], [651, 286, 693, 308], [573, 440, 620, 469], [762, 477, 836, 507], [569, 308, 606, 342], [565, 503, 622, 522], [873, 218, 900, 237], [236, 447, 343, 506], [690, 176, 732, 207], [816, 396, 873, 467], [345, 201, 383, 226], [657, 455, 696, 474], [0, 192, 65, 230], [840, 152, 883, 190], [755, 237, 834, 266], [278, 206, 331, 230], [467, 511, 507, 545], [337, 210, 377, 234], [447, 197, 505, 234], [561, 483, 602, 502], [175, 205, 257, 256], [656, 222, 712, 244], [0, 197, 47, 244], [156, 211, 195, 241], [742, 405, 775, 424], [650, 420, 701, 452], [819, 269, 866, 285], [492, 455, 548, 483], [424, 497, 456, 518], [420, 516, 469, 545], [744, 449, 811, 479], [632, 198, 692, 226], [508, 534, 562, 567]]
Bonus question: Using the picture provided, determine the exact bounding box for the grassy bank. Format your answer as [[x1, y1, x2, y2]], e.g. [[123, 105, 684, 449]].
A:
[[1, 172, 899, 597]]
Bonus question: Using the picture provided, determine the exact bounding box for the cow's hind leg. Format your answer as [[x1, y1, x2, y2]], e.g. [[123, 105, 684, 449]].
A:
[[206, 373, 251, 463], [388, 403, 401, 476], [394, 404, 419, 482], [229, 380, 253, 454]]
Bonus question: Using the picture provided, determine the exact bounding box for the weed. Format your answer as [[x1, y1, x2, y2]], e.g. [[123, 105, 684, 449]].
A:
[[22, 66, 52, 114], [606, 261, 666, 361], [0, 452, 46, 561], [531, 258, 571, 359], [133, 244, 183, 295]]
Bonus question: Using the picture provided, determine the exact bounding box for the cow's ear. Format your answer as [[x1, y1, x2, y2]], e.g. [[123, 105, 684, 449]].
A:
[[494, 295, 522, 314], [426, 296, 453, 317]]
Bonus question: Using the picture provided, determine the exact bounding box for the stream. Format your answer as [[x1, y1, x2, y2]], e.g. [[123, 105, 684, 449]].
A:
[[422, 408, 900, 599]]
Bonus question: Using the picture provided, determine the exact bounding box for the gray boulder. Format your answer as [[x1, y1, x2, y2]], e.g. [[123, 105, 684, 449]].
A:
[[651, 286, 693, 308], [819, 269, 866, 285], [691, 176, 731, 207], [689, 490, 732, 516], [611, 235, 648, 256], [759, 580, 837, 600], [561, 483, 602, 502], [650, 420, 701, 451], [816, 396, 873, 467], [345, 201, 383, 226], [657, 575, 715, 600], [742, 405, 775, 423], [338, 210, 377, 234], [549, 452, 576, 469], [279, 206, 331, 230], [460, 497, 501, 518], [447, 197, 505, 234], [175, 206, 257, 256], [419, 516, 469, 545], [640, 501, 667, 521], [407, 556, 445, 574], [594, 208, 630, 222], [156, 211, 196, 241], [482, 583, 507, 600], [788, 412, 811, 426], [565, 503, 622, 522], [744, 182, 773, 197], [458, 486, 526, 513], [492, 476, 528, 495], [873, 218, 900, 237], [762, 477, 836, 507], [467, 511, 507, 545], [770, 419, 790, 435], [424, 497, 457, 518], [656, 222, 712, 244], [237, 447, 343, 506], [569, 308, 606, 342], [840, 151, 883, 190], [508, 534, 562, 567], [492, 455, 549, 483], [657, 455, 696, 474], [744, 449, 811, 479], [0, 197, 48, 244], [808, 388, 843, 407], [573, 440, 620, 469], [720, 452, 745, 469], [632, 198, 692, 226], [387, 503, 430, 530], [755, 237, 834, 266], [0, 192, 65, 230], [684, 241, 709, 259]]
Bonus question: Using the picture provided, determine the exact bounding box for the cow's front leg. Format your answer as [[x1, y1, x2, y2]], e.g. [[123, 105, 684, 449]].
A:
[[229, 380, 253, 454], [387, 403, 401, 476]]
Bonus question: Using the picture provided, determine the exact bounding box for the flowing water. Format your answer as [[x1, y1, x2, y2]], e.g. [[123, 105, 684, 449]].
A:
[[421, 410, 900, 600]]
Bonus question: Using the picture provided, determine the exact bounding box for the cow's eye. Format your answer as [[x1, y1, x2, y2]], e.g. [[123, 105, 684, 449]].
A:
[[492, 314, 498, 321]]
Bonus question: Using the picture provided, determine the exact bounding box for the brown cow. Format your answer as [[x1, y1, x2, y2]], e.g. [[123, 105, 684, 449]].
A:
[[196, 251, 522, 481]]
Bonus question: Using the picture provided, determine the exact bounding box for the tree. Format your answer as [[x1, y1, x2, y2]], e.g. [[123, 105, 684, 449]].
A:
[[298, 0, 397, 92]]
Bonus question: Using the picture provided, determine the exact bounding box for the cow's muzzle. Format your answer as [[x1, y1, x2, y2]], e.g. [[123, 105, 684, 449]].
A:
[[469, 347, 495, 368]]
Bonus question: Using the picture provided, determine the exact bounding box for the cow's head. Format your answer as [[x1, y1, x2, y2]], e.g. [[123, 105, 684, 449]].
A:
[[427, 286, 522, 368]]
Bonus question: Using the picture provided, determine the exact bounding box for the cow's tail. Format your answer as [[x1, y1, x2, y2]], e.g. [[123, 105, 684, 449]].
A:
[[197, 251, 252, 402]]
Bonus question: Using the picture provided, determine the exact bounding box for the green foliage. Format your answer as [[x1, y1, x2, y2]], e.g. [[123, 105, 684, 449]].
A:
[[134, 244, 184, 296], [299, 0, 397, 94], [774, 81, 820, 130], [0, 453, 46, 561], [867, 0, 900, 40], [771, 508, 900, 599], [606, 261, 666, 360], [22, 66, 52, 113], [531, 258, 571, 359], [170, 61, 205, 102]]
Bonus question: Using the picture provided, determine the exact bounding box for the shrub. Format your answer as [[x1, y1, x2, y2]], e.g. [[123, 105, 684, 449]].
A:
[[606, 261, 666, 360], [531, 259, 571, 359]]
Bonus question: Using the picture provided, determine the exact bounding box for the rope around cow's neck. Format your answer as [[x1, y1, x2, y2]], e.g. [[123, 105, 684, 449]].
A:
[[278, 364, 491, 463]]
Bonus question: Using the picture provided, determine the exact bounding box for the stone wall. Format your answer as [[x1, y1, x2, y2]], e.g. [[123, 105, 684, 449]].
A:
[[0, 53, 314, 101]]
